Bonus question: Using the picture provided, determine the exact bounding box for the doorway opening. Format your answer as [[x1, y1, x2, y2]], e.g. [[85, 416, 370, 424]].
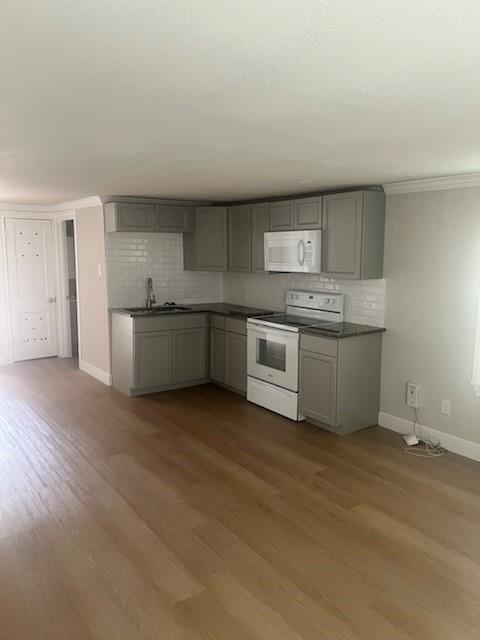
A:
[[64, 220, 78, 360]]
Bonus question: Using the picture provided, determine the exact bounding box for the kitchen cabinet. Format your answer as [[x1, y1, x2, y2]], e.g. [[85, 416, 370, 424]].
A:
[[228, 204, 252, 272], [183, 207, 228, 271], [173, 327, 207, 383], [269, 200, 295, 230], [105, 202, 193, 233], [322, 190, 385, 279], [155, 205, 193, 233], [104, 202, 155, 232], [299, 332, 383, 435], [225, 331, 247, 394], [111, 312, 208, 395], [294, 196, 322, 229], [208, 315, 247, 394], [134, 331, 172, 388], [251, 203, 269, 272], [268, 197, 322, 231], [209, 327, 225, 383]]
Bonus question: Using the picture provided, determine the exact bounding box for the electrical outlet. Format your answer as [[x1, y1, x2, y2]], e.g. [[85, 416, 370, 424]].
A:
[[441, 398, 452, 415], [406, 382, 421, 408]]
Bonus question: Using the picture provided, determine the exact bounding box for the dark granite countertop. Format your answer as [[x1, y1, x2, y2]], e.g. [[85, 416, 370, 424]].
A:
[[301, 322, 385, 339], [109, 302, 274, 319]]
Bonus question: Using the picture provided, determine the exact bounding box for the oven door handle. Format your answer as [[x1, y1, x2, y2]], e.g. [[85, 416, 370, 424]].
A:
[[247, 325, 299, 343]]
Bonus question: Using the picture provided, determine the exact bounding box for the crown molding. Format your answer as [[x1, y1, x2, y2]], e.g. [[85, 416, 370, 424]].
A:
[[50, 195, 102, 212], [383, 172, 480, 195], [0, 203, 53, 213]]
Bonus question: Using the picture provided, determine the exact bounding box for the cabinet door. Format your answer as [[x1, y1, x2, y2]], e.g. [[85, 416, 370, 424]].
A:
[[269, 200, 295, 230], [134, 331, 172, 388], [195, 207, 228, 271], [209, 328, 225, 383], [228, 204, 252, 272], [251, 203, 269, 272], [155, 206, 193, 233], [294, 196, 322, 229], [299, 350, 337, 425], [225, 331, 247, 393], [173, 327, 207, 383], [322, 192, 363, 279], [113, 203, 156, 232]]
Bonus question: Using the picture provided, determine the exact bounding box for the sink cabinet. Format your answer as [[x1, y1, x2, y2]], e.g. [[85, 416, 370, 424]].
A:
[[112, 312, 208, 395]]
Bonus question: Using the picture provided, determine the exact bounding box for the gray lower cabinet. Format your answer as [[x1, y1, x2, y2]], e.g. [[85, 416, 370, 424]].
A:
[[228, 204, 252, 272], [134, 331, 172, 388], [209, 316, 247, 394], [104, 202, 155, 232], [173, 327, 207, 383], [322, 190, 385, 279], [111, 312, 208, 395], [225, 331, 247, 394], [299, 332, 383, 435], [184, 207, 228, 271], [209, 327, 225, 383], [251, 203, 269, 272]]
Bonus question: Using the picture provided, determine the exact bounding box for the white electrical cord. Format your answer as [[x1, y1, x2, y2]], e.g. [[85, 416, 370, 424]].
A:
[[404, 408, 446, 458]]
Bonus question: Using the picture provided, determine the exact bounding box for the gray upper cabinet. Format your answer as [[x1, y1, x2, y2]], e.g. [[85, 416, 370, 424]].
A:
[[269, 200, 295, 230], [322, 190, 385, 279], [269, 196, 322, 231], [105, 202, 155, 232], [228, 204, 252, 272], [155, 205, 193, 233], [193, 207, 228, 271], [251, 203, 269, 273], [294, 196, 322, 229]]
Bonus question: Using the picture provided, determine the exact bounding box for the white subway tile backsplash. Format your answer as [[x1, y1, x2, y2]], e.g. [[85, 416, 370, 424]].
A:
[[105, 233, 385, 326], [222, 272, 385, 326], [105, 233, 223, 307]]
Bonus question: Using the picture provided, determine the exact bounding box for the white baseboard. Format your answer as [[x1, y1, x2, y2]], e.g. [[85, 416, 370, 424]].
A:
[[79, 359, 112, 386], [378, 411, 480, 463]]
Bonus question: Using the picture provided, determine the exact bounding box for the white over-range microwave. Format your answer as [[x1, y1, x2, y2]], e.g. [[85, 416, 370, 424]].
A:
[[264, 229, 322, 273]]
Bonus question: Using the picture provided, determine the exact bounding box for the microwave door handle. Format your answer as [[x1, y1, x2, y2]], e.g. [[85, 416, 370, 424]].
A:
[[297, 239, 306, 266]]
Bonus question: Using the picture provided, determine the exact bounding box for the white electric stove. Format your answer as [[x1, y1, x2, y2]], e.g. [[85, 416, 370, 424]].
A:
[[247, 289, 344, 420]]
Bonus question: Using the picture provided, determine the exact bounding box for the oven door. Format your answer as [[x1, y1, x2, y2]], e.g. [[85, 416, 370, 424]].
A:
[[247, 324, 299, 391]]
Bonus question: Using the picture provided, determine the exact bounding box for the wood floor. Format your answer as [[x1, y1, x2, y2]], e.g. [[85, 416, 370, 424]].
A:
[[1, 359, 480, 639]]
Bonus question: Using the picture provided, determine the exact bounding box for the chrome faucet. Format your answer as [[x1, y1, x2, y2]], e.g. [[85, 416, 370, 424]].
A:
[[146, 277, 156, 309]]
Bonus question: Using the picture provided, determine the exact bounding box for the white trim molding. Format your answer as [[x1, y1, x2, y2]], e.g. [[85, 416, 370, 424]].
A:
[[79, 359, 112, 386], [383, 172, 480, 195], [51, 196, 102, 212], [378, 411, 480, 463]]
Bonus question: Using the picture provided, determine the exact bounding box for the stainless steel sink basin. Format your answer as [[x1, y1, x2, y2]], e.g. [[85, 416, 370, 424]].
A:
[[125, 306, 192, 315]]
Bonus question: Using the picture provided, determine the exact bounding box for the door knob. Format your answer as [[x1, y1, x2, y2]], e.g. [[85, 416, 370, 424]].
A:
[[48, 297, 56, 303]]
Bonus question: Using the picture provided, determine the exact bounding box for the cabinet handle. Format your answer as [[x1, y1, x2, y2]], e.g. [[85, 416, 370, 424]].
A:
[[48, 297, 56, 303]]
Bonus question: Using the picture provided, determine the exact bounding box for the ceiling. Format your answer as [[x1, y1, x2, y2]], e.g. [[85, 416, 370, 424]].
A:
[[1, 1, 480, 204]]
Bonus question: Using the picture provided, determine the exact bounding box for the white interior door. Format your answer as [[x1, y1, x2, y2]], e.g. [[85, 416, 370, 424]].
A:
[[5, 218, 58, 361]]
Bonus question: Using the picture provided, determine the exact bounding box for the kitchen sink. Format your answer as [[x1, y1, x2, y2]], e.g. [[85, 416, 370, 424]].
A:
[[125, 306, 192, 314]]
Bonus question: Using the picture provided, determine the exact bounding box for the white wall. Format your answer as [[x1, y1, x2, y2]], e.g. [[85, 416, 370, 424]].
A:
[[223, 272, 386, 326], [75, 205, 111, 380], [0, 221, 9, 365], [381, 187, 480, 443], [105, 232, 223, 307]]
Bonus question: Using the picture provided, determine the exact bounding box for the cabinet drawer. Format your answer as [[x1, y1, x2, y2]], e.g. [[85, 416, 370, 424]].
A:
[[210, 314, 225, 330], [133, 313, 207, 333], [225, 317, 247, 336], [300, 334, 337, 357]]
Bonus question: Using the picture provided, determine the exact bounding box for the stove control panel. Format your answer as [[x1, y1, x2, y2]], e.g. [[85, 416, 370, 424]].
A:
[[285, 289, 344, 313]]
